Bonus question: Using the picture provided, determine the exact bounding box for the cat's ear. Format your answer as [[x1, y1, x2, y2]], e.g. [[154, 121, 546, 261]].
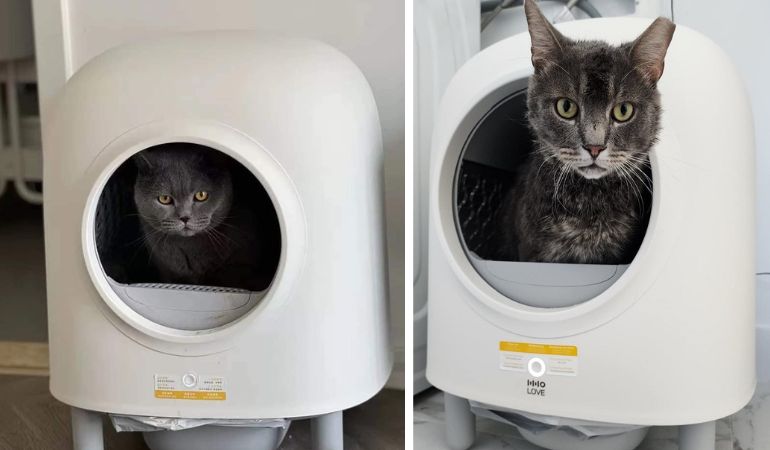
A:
[[630, 17, 676, 83], [524, 0, 567, 72], [133, 152, 153, 172]]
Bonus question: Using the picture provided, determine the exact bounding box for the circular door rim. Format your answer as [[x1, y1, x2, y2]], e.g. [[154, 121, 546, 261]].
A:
[[81, 119, 306, 353], [431, 73, 687, 338]]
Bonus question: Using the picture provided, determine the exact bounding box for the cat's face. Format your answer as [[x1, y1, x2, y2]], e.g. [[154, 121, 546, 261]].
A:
[[524, 1, 675, 180], [133, 146, 233, 237]]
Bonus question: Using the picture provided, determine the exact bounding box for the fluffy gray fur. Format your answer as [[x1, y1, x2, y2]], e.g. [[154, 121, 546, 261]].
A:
[[133, 145, 267, 289], [501, 1, 675, 264]]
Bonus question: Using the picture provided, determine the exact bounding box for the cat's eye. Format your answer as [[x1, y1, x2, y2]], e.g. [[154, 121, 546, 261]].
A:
[[194, 191, 209, 202], [157, 195, 173, 205], [555, 98, 578, 119], [612, 102, 634, 122]]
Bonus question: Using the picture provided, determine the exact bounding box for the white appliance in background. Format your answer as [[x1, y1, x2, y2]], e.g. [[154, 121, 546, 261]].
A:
[[481, 0, 642, 48], [413, 0, 479, 394], [413, 0, 668, 395]]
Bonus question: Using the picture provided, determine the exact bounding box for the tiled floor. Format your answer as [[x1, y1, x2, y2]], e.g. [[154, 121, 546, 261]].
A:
[[0, 375, 404, 450], [414, 384, 770, 449]]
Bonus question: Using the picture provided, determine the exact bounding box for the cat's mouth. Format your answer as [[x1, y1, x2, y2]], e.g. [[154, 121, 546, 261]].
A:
[[575, 163, 608, 180], [161, 222, 207, 237], [161, 227, 200, 237], [178, 227, 199, 237]]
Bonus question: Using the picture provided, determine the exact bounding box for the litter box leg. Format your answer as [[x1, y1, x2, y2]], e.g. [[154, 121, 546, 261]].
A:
[[444, 392, 476, 450], [71, 407, 104, 450], [311, 410, 343, 450], [679, 421, 715, 450]]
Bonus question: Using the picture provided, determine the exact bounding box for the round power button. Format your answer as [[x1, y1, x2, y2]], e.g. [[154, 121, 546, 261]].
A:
[[527, 358, 547, 378], [182, 373, 197, 388]]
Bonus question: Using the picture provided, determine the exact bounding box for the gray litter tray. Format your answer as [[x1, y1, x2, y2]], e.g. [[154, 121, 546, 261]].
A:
[[107, 277, 266, 330], [143, 425, 287, 450], [467, 253, 628, 308]]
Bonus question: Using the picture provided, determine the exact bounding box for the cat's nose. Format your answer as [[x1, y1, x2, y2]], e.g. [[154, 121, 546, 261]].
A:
[[583, 145, 606, 159], [180, 216, 190, 224]]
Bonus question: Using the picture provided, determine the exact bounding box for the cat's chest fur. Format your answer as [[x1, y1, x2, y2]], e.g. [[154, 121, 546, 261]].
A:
[[504, 156, 647, 264], [144, 226, 234, 283]]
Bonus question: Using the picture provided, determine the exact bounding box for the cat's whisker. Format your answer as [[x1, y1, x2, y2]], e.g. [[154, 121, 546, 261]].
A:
[[504, 114, 529, 128], [623, 162, 650, 214], [206, 226, 227, 244], [123, 226, 165, 248], [628, 164, 654, 195], [213, 220, 241, 232], [551, 62, 574, 81], [209, 226, 239, 246], [617, 163, 644, 212], [619, 61, 655, 85], [203, 229, 227, 261], [124, 228, 165, 265], [535, 154, 558, 178], [620, 155, 653, 189], [151, 232, 172, 266], [552, 162, 571, 210], [207, 224, 235, 250], [631, 162, 653, 187]]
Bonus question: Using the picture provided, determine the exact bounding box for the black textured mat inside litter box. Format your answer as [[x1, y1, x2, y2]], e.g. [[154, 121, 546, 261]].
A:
[[456, 161, 516, 260]]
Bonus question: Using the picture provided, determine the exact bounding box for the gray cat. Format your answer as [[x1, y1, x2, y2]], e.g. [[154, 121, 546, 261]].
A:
[[500, 1, 675, 264], [133, 144, 276, 290]]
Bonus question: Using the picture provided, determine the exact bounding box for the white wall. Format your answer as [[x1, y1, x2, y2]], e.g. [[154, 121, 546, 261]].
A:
[[32, 0, 404, 388]]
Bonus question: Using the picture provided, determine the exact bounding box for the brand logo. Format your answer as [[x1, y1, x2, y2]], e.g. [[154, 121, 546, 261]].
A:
[[526, 379, 546, 396]]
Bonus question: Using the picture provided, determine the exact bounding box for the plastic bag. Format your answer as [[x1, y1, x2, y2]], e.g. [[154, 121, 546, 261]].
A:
[[470, 401, 646, 439], [110, 414, 290, 432]]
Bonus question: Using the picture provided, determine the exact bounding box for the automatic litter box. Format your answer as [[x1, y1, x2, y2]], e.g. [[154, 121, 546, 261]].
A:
[[426, 17, 755, 450], [43, 32, 391, 450]]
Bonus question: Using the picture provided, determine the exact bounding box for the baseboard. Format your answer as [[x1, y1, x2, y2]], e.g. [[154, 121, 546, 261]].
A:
[[0, 341, 49, 376]]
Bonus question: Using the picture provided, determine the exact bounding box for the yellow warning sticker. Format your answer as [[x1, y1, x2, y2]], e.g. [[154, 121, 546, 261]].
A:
[[499, 342, 578, 356], [154, 374, 226, 401], [499, 341, 579, 377], [154, 390, 227, 400]]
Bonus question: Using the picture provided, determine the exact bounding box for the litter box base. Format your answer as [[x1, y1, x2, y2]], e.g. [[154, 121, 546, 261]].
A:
[[70, 407, 345, 450], [442, 394, 718, 450], [679, 421, 716, 450], [444, 393, 476, 450], [72, 407, 104, 450]]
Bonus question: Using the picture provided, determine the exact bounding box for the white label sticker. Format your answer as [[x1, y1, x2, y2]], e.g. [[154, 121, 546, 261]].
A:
[[498, 342, 578, 377], [545, 355, 578, 376], [154, 374, 227, 400]]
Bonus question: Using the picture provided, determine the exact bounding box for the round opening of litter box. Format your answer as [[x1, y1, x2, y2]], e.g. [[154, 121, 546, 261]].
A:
[[453, 89, 653, 308], [90, 143, 282, 331]]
